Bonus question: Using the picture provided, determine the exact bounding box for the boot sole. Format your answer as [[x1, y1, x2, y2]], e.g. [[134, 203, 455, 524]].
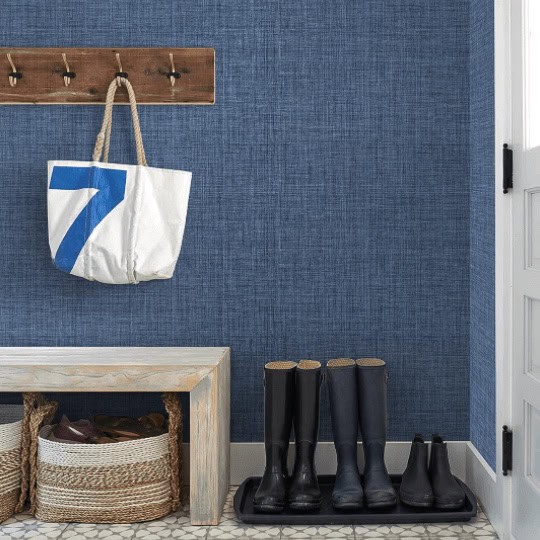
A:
[[399, 490, 434, 508], [333, 501, 363, 510], [400, 496, 433, 508], [366, 497, 397, 509], [434, 499, 465, 510], [253, 504, 284, 513], [288, 501, 321, 511]]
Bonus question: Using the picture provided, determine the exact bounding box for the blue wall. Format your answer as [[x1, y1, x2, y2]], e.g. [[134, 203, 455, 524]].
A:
[[470, 0, 496, 470], [0, 1, 471, 442]]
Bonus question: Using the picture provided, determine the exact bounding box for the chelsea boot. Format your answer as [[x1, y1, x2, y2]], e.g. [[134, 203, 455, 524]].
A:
[[429, 434, 466, 509], [399, 434, 434, 507]]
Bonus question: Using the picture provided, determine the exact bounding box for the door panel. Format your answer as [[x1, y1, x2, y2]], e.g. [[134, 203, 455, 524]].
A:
[[525, 402, 540, 489], [526, 0, 540, 149], [525, 295, 540, 379], [526, 188, 540, 270]]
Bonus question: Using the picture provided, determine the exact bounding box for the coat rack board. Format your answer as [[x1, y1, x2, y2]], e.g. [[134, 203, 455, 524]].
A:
[[0, 48, 215, 104]]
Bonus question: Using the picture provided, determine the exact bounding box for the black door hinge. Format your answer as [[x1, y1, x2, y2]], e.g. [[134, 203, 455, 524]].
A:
[[503, 144, 513, 194], [502, 425, 513, 475]]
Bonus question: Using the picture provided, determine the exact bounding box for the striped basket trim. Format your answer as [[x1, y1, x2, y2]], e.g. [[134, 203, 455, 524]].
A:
[[0, 421, 22, 453], [37, 455, 170, 489], [38, 426, 169, 466], [0, 489, 19, 523], [0, 445, 22, 499], [0, 469, 21, 495], [35, 500, 172, 524], [0, 447, 21, 468], [37, 480, 172, 508]]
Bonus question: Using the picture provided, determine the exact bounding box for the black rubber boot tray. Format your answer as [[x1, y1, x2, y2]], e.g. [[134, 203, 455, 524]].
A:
[[234, 475, 477, 525]]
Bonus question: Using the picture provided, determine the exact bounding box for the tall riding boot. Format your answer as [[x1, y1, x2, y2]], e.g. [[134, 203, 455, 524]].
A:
[[254, 361, 297, 513], [327, 358, 364, 509], [356, 358, 397, 508], [429, 434, 465, 509], [289, 360, 322, 511]]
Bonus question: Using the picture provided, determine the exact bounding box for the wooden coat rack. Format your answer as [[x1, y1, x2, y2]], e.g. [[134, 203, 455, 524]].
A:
[[0, 48, 215, 105]]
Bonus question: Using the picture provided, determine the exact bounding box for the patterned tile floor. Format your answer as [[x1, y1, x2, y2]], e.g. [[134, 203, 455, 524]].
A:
[[0, 487, 498, 540]]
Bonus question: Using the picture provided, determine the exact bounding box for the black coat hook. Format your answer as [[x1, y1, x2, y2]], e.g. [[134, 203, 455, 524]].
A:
[[62, 53, 76, 87], [167, 53, 180, 86], [7, 54, 22, 87], [115, 53, 128, 83]]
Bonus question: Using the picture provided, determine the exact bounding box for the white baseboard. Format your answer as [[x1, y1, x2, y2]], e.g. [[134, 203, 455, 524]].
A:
[[227, 441, 466, 486], [465, 442, 504, 538]]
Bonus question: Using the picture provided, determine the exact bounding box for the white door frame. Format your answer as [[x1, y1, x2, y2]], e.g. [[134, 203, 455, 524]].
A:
[[494, 0, 512, 538]]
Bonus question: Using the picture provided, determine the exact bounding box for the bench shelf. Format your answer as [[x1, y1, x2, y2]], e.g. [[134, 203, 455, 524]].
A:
[[0, 346, 231, 525]]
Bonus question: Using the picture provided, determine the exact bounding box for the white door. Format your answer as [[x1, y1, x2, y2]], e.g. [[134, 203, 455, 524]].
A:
[[511, 1, 540, 539]]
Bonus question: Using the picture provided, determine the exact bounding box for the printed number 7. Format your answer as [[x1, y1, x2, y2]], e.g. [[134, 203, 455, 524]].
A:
[[50, 165, 127, 273]]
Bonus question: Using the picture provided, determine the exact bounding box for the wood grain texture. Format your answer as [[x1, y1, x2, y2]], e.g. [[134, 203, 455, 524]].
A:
[[190, 349, 230, 525], [0, 347, 228, 365], [0, 346, 230, 525], [0, 48, 214, 104], [0, 347, 229, 392], [0, 365, 210, 393]]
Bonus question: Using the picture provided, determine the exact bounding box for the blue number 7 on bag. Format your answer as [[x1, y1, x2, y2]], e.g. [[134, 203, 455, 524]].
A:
[[49, 165, 127, 273]]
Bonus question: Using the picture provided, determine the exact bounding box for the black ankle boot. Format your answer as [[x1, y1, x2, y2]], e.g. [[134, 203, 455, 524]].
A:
[[429, 434, 465, 509], [356, 358, 397, 509], [253, 361, 297, 513], [399, 434, 433, 507], [289, 360, 322, 511], [327, 358, 363, 509]]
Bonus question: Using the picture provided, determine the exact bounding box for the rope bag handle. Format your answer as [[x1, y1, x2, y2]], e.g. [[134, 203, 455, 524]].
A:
[[92, 77, 148, 166]]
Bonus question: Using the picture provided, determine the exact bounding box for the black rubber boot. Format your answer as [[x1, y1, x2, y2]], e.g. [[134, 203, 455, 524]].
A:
[[429, 434, 465, 509], [327, 358, 364, 509], [399, 434, 434, 507], [253, 361, 297, 513], [356, 358, 397, 509], [289, 360, 322, 511]]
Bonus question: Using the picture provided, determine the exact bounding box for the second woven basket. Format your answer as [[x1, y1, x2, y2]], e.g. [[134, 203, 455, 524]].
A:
[[0, 405, 24, 523]]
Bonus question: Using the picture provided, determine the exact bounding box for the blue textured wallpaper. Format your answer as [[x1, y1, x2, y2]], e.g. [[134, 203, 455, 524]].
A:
[[470, 0, 496, 470], [0, 1, 470, 442]]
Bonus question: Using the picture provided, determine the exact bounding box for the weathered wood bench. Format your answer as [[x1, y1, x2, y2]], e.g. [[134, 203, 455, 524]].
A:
[[0, 347, 230, 525]]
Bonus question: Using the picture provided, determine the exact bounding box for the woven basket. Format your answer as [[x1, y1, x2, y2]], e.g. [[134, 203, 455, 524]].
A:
[[0, 405, 24, 523], [33, 393, 182, 524]]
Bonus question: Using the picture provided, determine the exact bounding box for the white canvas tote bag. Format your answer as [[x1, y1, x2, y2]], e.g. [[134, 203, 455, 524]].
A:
[[47, 78, 191, 284]]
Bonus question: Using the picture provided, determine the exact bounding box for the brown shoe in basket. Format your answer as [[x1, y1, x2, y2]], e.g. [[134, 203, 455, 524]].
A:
[[49, 415, 102, 444], [139, 413, 166, 429], [94, 414, 166, 441]]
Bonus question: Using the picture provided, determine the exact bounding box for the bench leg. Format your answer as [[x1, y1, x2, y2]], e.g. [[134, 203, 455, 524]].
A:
[[189, 355, 230, 525]]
